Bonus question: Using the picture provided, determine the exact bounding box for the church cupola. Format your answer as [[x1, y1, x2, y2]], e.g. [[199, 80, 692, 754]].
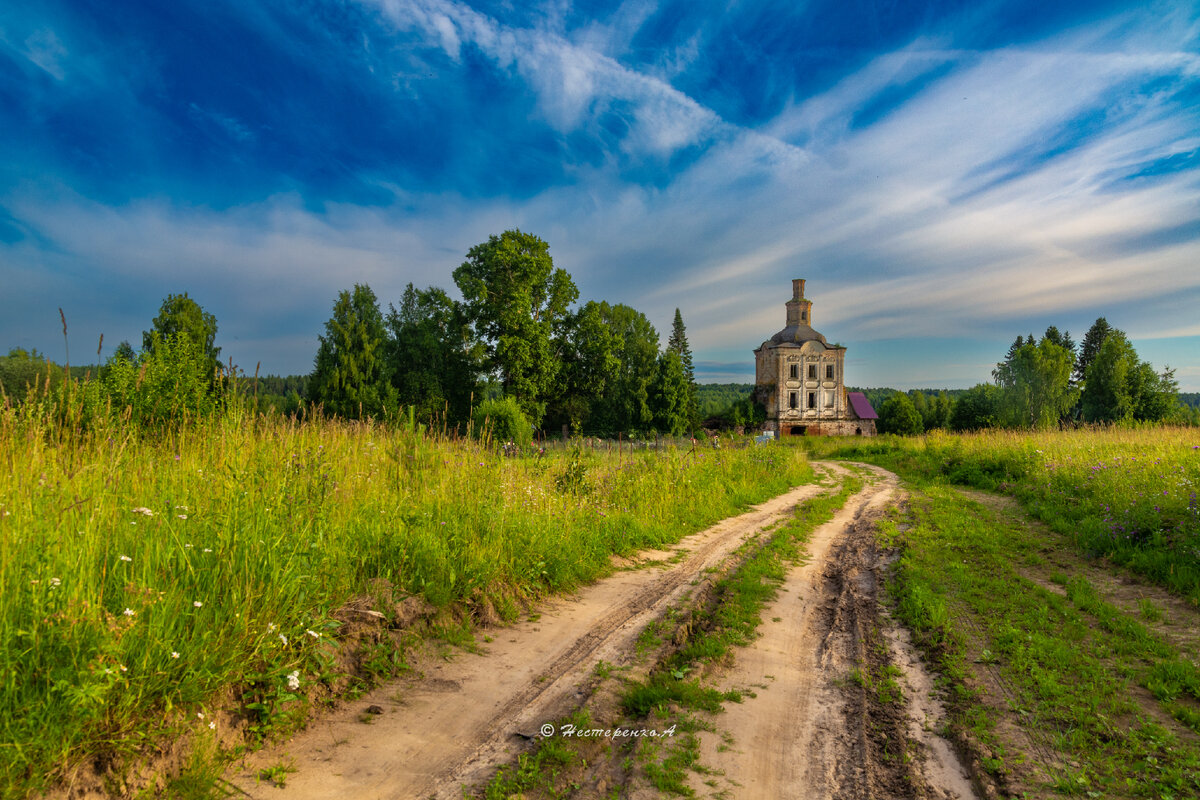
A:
[[785, 278, 813, 327]]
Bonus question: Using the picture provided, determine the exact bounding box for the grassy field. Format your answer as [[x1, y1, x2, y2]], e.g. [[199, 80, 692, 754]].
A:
[[804, 427, 1200, 603], [800, 426, 1200, 797], [0, 405, 813, 798]]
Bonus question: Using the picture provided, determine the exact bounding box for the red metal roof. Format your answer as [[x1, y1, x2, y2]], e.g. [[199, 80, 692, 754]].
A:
[[847, 392, 878, 420]]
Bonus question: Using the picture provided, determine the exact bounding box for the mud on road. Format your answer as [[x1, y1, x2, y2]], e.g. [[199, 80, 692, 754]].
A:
[[229, 463, 980, 800]]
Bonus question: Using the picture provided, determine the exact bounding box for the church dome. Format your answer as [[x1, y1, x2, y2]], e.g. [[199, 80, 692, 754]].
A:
[[768, 323, 828, 346]]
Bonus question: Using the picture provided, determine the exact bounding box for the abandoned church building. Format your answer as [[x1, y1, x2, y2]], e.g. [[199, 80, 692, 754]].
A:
[[754, 279, 877, 436]]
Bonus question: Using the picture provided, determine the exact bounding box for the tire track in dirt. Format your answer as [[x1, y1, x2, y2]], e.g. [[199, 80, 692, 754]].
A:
[[228, 470, 837, 800], [688, 463, 979, 800]]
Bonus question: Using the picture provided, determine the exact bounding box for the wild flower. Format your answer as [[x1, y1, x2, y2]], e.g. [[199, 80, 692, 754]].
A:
[[193, 601, 203, 608], [177, 514, 188, 520], [196, 712, 204, 720], [267, 622, 277, 632], [306, 629, 320, 639], [119, 555, 132, 562], [122, 608, 135, 617], [278, 633, 288, 646], [49, 577, 60, 587], [208, 721, 215, 730], [171, 652, 180, 659], [202, 548, 212, 553], [132, 507, 154, 516], [286, 670, 300, 691]]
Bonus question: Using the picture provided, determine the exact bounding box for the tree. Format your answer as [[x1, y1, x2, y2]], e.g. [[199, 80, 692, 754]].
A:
[[310, 284, 396, 419], [587, 302, 660, 435], [1043, 325, 1075, 357], [993, 337, 1077, 429], [1075, 317, 1112, 385], [950, 384, 1001, 431], [1080, 330, 1179, 423], [546, 302, 620, 434], [143, 293, 221, 376], [666, 309, 698, 429], [453, 230, 578, 425], [877, 392, 923, 435], [650, 350, 690, 435], [386, 284, 481, 425]]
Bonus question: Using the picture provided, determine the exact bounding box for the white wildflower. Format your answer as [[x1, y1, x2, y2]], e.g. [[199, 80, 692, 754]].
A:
[[306, 629, 320, 639], [202, 548, 212, 553], [132, 507, 154, 516], [208, 721, 216, 730], [286, 670, 300, 691], [177, 514, 188, 520], [171, 651, 180, 659], [122, 608, 136, 617], [196, 711, 204, 720], [193, 601, 203, 608], [267, 622, 276, 632], [278, 633, 288, 646], [49, 577, 61, 587], [119, 555, 132, 562]]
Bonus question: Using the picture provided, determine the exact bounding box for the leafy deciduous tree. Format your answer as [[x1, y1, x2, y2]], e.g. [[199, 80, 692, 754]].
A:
[[453, 230, 578, 425], [993, 337, 1077, 429], [878, 392, 923, 435], [143, 292, 221, 376]]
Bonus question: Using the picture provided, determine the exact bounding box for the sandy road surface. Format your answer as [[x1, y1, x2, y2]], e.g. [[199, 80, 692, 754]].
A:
[[230, 472, 835, 799], [689, 463, 978, 800]]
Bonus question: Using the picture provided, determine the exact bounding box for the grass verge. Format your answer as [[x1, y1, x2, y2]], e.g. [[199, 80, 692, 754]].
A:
[[884, 484, 1200, 799]]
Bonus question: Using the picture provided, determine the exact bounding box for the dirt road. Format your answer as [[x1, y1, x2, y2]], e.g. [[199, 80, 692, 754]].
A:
[[230, 463, 979, 799]]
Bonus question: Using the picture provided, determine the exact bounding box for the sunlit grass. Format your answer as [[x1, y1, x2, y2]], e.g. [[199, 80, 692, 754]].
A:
[[805, 427, 1200, 602], [0, 403, 812, 796]]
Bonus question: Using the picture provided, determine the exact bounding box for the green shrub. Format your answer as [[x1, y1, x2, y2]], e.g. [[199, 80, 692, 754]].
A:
[[473, 396, 532, 447]]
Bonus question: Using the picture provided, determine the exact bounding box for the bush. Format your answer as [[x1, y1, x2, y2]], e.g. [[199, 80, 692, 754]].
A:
[[473, 396, 532, 447], [103, 334, 220, 426]]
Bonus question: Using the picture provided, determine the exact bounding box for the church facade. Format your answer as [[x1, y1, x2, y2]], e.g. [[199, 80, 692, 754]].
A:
[[753, 279, 877, 436]]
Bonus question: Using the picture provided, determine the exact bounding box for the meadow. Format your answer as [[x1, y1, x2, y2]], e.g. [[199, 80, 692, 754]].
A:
[[804, 427, 1200, 603], [0, 402, 813, 798]]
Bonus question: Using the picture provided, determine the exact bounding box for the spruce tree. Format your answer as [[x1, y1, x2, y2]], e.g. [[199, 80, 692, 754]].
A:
[[1076, 317, 1112, 385], [666, 308, 697, 429]]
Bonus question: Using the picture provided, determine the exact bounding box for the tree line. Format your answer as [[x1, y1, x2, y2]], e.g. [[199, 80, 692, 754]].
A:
[[302, 229, 699, 441], [873, 320, 1191, 434]]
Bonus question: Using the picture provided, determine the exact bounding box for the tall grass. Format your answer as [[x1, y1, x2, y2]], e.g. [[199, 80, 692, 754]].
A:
[[0, 401, 812, 797], [807, 427, 1200, 602]]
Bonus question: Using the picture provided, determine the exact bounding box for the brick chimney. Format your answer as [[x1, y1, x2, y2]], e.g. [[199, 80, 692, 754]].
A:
[[785, 279, 813, 327]]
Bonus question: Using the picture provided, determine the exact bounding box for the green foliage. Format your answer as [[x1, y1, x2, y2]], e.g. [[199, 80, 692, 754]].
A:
[[651, 350, 691, 435], [103, 334, 221, 426], [310, 284, 397, 420], [1076, 316, 1112, 385], [473, 396, 532, 447], [666, 308, 698, 427], [992, 335, 1077, 428], [949, 383, 1001, 431], [386, 283, 480, 425], [1080, 329, 1179, 423], [585, 301, 660, 435], [694, 383, 755, 419], [546, 301, 621, 434], [453, 229, 578, 425], [877, 391, 923, 435], [0, 348, 60, 404], [143, 292, 221, 376]]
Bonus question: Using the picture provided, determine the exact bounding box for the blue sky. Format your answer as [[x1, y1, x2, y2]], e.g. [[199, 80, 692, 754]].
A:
[[2, 0, 1199, 390]]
